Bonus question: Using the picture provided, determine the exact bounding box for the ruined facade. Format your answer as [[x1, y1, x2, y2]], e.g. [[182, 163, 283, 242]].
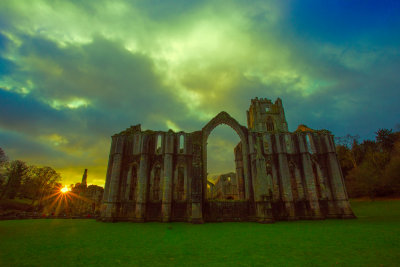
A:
[[101, 97, 355, 223]]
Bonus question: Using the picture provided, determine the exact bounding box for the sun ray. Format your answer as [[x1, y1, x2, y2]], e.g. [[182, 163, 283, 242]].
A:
[[68, 191, 91, 203]]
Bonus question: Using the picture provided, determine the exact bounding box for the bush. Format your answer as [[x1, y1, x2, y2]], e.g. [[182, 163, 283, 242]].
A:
[[0, 199, 33, 212]]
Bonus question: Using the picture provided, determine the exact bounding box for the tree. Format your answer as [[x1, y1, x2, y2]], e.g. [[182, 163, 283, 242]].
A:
[[0, 147, 8, 165], [29, 166, 61, 206], [0, 160, 29, 199], [346, 148, 389, 198], [0, 148, 9, 193], [336, 134, 362, 173], [376, 128, 396, 152]]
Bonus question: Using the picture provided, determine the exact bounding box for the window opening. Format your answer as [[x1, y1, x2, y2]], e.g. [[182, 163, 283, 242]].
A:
[[129, 165, 137, 200], [266, 117, 274, 132], [153, 166, 161, 201], [306, 135, 313, 154], [179, 135, 184, 153], [176, 166, 184, 200], [156, 135, 162, 153]]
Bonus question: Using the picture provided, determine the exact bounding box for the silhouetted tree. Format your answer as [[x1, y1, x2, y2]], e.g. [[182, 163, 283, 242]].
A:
[[29, 166, 61, 206], [0, 160, 29, 199], [0, 148, 8, 194], [376, 128, 396, 152], [0, 148, 7, 164]]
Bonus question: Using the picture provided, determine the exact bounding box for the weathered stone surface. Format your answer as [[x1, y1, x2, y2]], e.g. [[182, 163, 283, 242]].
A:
[[100, 97, 355, 223]]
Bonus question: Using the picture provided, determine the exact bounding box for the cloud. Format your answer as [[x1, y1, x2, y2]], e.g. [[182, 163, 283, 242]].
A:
[[0, 0, 399, 184]]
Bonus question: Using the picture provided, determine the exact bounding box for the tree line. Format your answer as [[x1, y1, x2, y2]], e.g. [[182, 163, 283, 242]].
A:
[[0, 148, 104, 216], [336, 128, 400, 198], [0, 148, 61, 208]]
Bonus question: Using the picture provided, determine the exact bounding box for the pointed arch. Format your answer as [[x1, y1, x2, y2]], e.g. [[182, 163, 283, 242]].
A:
[[202, 111, 251, 200], [266, 116, 275, 132]]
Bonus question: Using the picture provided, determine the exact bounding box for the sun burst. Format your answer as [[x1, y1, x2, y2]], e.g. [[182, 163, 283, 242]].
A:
[[60, 185, 70, 193]]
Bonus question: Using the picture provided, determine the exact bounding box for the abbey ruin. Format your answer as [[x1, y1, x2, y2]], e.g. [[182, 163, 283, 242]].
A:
[[101, 97, 355, 223]]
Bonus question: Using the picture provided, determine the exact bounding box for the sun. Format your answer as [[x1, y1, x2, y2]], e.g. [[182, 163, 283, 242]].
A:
[[60, 185, 70, 194]]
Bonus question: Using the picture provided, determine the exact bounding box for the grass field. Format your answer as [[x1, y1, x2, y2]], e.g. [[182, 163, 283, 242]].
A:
[[0, 200, 399, 266]]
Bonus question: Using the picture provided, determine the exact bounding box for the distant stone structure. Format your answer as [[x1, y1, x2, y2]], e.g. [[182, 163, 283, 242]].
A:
[[81, 169, 88, 188], [101, 97, 355, 223], [71, 169, 104, 215], [207, 172, 240, 200]]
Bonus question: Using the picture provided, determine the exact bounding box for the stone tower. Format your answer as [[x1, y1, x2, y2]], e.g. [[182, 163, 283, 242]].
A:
[[247, 97, 289, 132], [82, 169, 88, 188]]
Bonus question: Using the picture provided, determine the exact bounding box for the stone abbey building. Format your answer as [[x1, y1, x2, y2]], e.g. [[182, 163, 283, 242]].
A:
[[101, 97, 355, 223]]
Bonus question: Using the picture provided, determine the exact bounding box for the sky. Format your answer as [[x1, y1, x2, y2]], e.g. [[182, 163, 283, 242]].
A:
[[0, 0, 399, 186]]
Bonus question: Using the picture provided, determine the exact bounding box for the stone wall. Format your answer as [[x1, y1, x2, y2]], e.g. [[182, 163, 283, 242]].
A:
[[100, 98, 355, 223]]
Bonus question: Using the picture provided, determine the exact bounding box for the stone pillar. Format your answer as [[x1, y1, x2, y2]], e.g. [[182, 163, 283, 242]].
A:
[[271, 163, 280, 200], [278, 154, 296, 219], [299, 134, 323, 219], [242, 145, 251, 200], [275, 134, 296, 220], [125, 165, 133, 201], [190, 138, 203, 224], [102, 136, 117, 204], [103, 135, 124, 221], [162, 134, 173, 221], [293, 167, 305, 200], [183, 164, 188, 200], [135, 153, 149, 221], [252, 134, 274, 223], [327, 150, 355, 218], [248, 133, 258, 200], [104, 153, 122, 219], [314, 163, 328, 200], [302, 153, 323, 219], [314, 160, 337, 217]]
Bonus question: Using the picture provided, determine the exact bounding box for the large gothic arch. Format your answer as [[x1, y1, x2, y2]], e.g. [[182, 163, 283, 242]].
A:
[[201, 111, 252, 200]]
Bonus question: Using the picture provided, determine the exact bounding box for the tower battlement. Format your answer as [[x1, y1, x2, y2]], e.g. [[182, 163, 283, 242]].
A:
[[247, 97, 288, 132]]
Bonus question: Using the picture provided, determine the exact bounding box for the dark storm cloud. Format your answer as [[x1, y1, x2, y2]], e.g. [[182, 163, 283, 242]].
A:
[[0, 130, 70, 164], [0, 0, 399, 184], [0, 31, 196, 180], [13, 34, 192, 130], [0, 89, 70, 135]]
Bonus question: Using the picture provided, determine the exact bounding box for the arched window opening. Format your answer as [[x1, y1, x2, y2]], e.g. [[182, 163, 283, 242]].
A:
[[266, 117, 274, 132], [129, 165, 138, 201], [312, 163, 321, 199], [285, 135, 291, 153], [179, 135, 184, 153], [134, 134, 140, 148], [176, 166, 185, 200], [153, 166, 161, 201], [156, 135, 162, 153], [306, 135, 313, 154], [289, 162, 299, 200]]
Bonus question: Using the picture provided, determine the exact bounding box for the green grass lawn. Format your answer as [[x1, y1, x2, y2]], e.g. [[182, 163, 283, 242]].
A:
[[1, 200, 399, 267]]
